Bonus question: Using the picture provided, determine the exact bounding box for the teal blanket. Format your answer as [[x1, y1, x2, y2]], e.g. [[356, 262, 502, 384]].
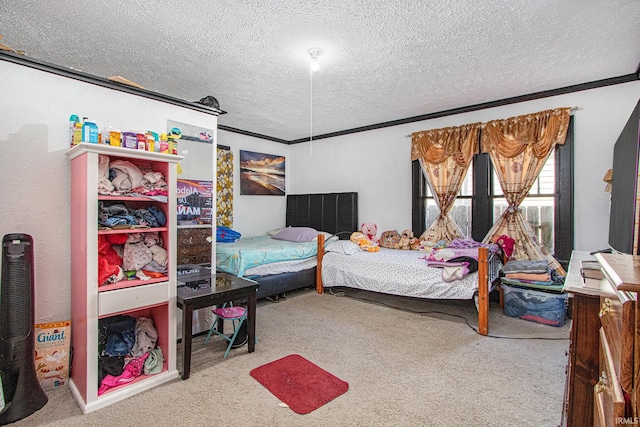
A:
[[216, 235, 317, 277]]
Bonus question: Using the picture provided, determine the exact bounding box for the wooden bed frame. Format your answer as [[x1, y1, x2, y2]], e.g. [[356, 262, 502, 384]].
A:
[[271, 191, 502, 336], [314, 235, 503, 336]]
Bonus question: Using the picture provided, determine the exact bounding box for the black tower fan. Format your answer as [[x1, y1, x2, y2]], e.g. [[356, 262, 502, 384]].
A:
[[0, 234, 47, 425]]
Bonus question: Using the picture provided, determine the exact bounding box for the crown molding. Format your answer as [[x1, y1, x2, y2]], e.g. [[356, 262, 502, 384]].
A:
[[287, 72, 640, 144], [4, 50, 637, 144], [0, 51, 226, 116]]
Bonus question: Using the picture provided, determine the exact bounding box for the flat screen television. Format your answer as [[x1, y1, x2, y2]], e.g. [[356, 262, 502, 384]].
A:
[[608, 99, 640, 255]]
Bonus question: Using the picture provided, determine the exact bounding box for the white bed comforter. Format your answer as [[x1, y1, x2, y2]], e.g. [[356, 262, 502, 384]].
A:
[[322, 247, 479, 299]]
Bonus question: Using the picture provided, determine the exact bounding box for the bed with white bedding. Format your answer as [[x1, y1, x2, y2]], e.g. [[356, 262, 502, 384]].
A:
[[322, 247, 481, 299], [318, 239, 504, 335]]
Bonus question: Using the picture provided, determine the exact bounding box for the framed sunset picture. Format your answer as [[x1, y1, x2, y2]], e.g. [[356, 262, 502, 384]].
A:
[[239, 150, 286, 195]]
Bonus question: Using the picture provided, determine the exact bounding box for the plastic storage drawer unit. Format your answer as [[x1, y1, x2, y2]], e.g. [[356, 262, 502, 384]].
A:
[[502, 284, 568, 327]]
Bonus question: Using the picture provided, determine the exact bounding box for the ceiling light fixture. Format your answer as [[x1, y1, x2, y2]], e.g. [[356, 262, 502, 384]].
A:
[[308, 48, 322, 72]]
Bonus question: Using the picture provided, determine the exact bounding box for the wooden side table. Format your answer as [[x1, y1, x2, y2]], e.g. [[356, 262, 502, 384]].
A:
[[176, 272, 259, 380]]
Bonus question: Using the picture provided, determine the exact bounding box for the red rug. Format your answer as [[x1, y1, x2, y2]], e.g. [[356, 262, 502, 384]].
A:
[[250, 354, 349, 414]]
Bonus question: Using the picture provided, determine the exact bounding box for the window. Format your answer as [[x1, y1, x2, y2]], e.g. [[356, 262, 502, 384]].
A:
[[423, 168, 473, 237], [412, 118, 574, 267], [491, 151, 556, 255]]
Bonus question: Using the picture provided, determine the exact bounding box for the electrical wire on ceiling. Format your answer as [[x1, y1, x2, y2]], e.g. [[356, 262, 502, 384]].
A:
[[308, 48, 322, 155], [310, 64, 314, 155]]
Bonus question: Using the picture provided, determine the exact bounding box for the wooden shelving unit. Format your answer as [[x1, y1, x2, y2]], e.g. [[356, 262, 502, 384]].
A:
[[66, 143, 182, 413]]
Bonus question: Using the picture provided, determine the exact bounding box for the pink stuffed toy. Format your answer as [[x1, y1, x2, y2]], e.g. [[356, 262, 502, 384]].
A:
[[495, 234, 515, 259], [361, 222, 379, 244]]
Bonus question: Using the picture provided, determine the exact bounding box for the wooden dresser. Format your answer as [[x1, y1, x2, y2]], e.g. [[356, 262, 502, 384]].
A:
[[563, 251, 603, 426], [593, 252, 639, 426], [563, 251, 640, 426]]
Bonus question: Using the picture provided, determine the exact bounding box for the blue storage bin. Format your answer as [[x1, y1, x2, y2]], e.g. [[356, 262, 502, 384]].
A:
[[502, 284, 568, 327]]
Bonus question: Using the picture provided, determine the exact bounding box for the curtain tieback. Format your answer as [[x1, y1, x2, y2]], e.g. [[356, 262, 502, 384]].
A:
[[507, 205, 521, 213]]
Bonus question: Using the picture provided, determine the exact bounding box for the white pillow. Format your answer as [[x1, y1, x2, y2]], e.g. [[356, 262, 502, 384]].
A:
[[325, 240, 360, 255], [266, 227, 284, 236], [313, 231, 339, 243]]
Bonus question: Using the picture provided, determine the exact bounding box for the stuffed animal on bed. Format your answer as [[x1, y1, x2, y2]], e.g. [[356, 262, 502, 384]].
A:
[[360, 222, 379, 244], [378, 230, 401, 249], [398, 229, 414, 250], [495, 234, 515, 259], [418, 229, 439, 252], [350, 231, 380, 252], [409, 237, 420, 251]]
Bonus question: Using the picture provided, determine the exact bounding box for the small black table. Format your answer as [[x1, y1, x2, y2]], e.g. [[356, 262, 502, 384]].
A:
[[176, 272, 259, 380]]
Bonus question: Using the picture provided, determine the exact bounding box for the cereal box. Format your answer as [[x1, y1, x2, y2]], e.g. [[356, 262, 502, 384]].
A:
[[34, 321, 71, 390]]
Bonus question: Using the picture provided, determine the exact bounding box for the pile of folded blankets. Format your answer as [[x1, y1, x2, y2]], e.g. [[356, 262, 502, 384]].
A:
[[500, 259, 565, 292]]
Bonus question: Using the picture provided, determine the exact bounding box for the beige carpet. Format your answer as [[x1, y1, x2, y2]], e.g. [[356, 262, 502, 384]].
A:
[[12, 287, 570, 427]]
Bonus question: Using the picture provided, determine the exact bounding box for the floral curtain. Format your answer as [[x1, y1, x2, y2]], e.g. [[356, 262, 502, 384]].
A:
[[216, 147, 233, 227], [481, 107, 571, 273], [411, 123, 481, 242]]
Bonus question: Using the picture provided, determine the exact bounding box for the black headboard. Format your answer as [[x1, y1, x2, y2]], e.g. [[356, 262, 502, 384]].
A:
[[286, 192, 358, 239]]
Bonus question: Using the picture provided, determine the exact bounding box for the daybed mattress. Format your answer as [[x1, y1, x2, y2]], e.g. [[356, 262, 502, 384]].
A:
[[322, 247, 480, 300], [244, 257, 317, 276], [216, 235, 317, 277]]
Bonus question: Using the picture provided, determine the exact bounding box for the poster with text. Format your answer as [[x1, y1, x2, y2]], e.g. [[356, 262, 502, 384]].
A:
[[177, 179, 213, 225]]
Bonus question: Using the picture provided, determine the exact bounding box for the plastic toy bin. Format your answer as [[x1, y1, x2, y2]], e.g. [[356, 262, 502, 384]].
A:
[[501, 284, 568, 327]]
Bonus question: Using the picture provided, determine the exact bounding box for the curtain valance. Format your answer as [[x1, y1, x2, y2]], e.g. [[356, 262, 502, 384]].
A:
[[480, 107, 571, 158], [410, 106, 572, 273], [410, 122, 481, 166]]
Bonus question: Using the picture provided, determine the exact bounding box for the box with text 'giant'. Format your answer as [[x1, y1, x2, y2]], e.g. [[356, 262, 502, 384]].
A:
[[34, 320, 71, 390]]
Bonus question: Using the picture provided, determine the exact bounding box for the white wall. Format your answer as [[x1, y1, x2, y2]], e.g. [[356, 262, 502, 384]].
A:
[[289, 81, 640, 252], [0, 60, 216, 323], [216, 130, 289, 237]]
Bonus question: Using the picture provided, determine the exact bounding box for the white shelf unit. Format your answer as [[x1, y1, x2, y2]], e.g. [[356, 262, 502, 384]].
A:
[[66, 143, 183, 413]]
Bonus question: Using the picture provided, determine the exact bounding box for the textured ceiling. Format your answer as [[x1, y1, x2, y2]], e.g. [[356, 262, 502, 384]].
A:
[[1, 1, 639, 142]]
